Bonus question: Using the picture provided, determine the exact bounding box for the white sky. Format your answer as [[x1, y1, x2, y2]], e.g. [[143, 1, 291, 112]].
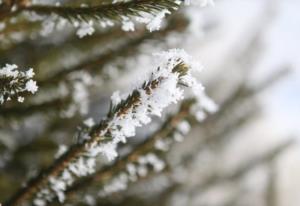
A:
[[252, 0, 300, 136]]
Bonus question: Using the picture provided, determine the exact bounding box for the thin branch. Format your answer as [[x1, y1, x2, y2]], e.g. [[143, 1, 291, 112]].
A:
[[58, 100, 194, 204], [266, 162, 278, 206], [22, 0, 181, 23], [192, 139, 294, 195], [0, 0, 29, 21], [4, 51, 202, 206], [37, 14, 188, 86]]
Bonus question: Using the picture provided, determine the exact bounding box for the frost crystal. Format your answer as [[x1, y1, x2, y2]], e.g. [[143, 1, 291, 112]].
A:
[[55, 145, 68, 159], [0, 64, 38, 104], [146, 9, 170, 32], [87, 48, 213, 161], [84, 118, 95, 128], [18, 96, 25, 103], [177, 120, 191, 135], [121, 19, 135, 32], [76, 20, 95, 38], [111, 91, 121, 106], [25, 80, 38, 94]]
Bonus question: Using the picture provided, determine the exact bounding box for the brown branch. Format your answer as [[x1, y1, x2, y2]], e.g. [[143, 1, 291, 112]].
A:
[[60, 100, 193, 204], [4, 61, 191, 206], [37, 15, 188, 86], [193, 139, 294, 195], [0, 0, 29, 21]]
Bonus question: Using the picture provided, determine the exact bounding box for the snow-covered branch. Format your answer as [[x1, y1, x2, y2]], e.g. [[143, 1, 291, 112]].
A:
[[59, 100, 195, 204], [0, 64, 38, 104], [5, 49, 215, 206], [22, 0, 182, 38], [0, 0, 215, 38]]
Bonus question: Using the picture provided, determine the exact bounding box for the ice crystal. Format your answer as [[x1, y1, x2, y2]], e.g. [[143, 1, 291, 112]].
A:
[[0, 64, 38, 104], [76, 20, 95, 38]]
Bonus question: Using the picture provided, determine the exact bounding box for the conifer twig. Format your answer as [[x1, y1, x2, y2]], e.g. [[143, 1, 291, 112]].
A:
[[0, 0, 30, 20], [23, 0, 180, 23], [0, 64, 38, 105], [4, 49, 210, 206], [37, 15, 188, 86], [56, 100, 194, 204], [192, 138, 294, 195]]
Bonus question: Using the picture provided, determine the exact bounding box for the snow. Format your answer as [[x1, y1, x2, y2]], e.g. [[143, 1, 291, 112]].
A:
[[17, 96, 25, 103], [84, 118, 95, 127], [98, 153, 166, 197], [155, 139, 170, 151], [194, 110, 207, 122], [26, 68, 35, 78], [0, 22, 6, 31], [99, 173, 128, 196], [146, 9, 170, 32], [55, 145, 68, 159], [76, 20, 95, 38], [23, 0, 185, 37], [22, 0, 214, 38], [25, 79, 39, 94], [0, 64, 38, 104], [0, 64, 18, 77], [33, 198, 46, 206], [40, 15, 56, 36], [61, 71, 92, 118], [111, 91, 121, 106], [177, 120, 191, 135], [121, 18, 135, 32]]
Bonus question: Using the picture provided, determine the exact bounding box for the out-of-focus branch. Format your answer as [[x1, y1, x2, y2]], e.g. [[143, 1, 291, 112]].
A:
[[192, 139, 294, 195], [0, 16, 188, 120], [22, 0, 180, 24], [37, 15, 188, 86], [0, 96, 70, 118], [4, 52, 200, 206], [0, 0, 30, 21], [57, 100, 194, 205], [266, 162, 278, 206]]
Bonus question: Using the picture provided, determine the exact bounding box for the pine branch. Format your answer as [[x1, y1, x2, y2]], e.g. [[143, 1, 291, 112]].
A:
[[0, 0, 16, 20], [0, 0, 30, 21], [109, 101, 259, 206], [23, 0, 181, 23], [0, 64, 38, 105], [51, 67, 290, 205], [38, 14, 188, 87], [0, 15, 188, 121], [0, 96, 71, 118], [0, 70, 92, 119], [56, 100, 194, 204], [266, 161, 278, 206], [63, 67, 291, 205], [4, 49, 206, 206]]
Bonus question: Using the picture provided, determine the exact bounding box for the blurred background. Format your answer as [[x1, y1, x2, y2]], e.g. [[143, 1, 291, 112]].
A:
[[0, 0, 299, 205]]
